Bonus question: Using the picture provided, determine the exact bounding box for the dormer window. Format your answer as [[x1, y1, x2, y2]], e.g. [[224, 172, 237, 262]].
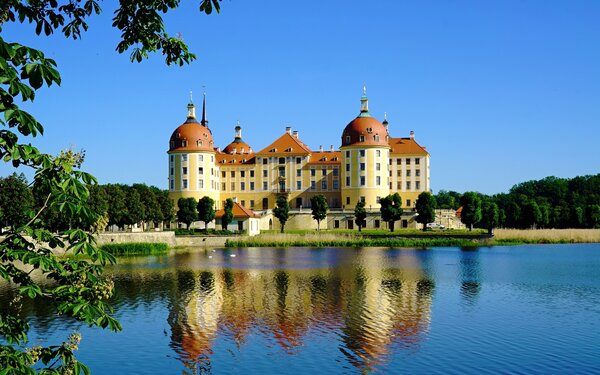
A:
[[359, 135, 365, 142], [345, 136, 351, 143], [367, 127, 373, 134], [182, 140, 188, 147], [197, 140, 203, 147], [374, 134, 380, 142]]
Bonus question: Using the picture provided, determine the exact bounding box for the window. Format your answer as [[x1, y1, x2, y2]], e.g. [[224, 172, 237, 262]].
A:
[[333, 180, 339, 190], [170, 155, 174, 162], [346, 164, 350, 172], [389, 170, 392, 177], [360, 150, 365, 157], [222, 171, 226, 178], [297, 169, 302, 177], [241, 170, 245, 178], [182, 167, 188, 175], [376, 176, 381, 185], [250, 170, 255, 178], [397, 170, 402, 177], [279, 157, 285, 164], [241, 182, 245, 191], [170, 179, 174, 190], [231, 171, 235, 178], [346, 176, 350, 186], [415, 158, 420, 165], [416, 181, 421, 190], [231, 182, 235, 191], [376, 196, 381, 203], [297, 181, 302, 190], [374, 219, 380, 228], [360, 163, 365, 171], [366, 127, 372, 133], [198, 167, 203, 174], [296, 157, 301, 164], [346, 151, 350, 158], [198, 155, 203, 162], [263, 182, 268, 190], [406, 199, 411, 207], [311, 181, 316, 191], [406, 181, 411, 190], [406, 170, 411, 177], [396, 158, 401, 165], [250, 200, 255, 208], [360, 176, 365, 186], [183, 179, 188, 189], [397, 181, 401, 189], [406, 158, 411, 165], [263, 170, 268, 177], [333, 168, 338, 177], [221, 182, 226, 191], [376, 163, 381, 171], [311, 168, 316, 177], [241, 200, 245, 207], [359, 135, 365, 142], [346, 197, 350, 205], [262, 158, 268, 165], [322, 168, 327, 176], [321, 180, 327, 190], [334, 220, 340, 229], [182, 154, 188, 162], [376, 150, 381, 157], [198, 179, 204, 189], [250, 182, 255, 191], [345, 136, 350, 144], [416, 169, 421, 177], [374, 134, 380, 142], [360, 196, 365, 203], [170, 167, 174, 176], [211, 156, 214, 162], [279, 167, 285, 177]]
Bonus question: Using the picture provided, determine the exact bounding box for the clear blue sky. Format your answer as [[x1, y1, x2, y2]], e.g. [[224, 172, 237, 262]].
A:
[[3, 0, 599, 194]]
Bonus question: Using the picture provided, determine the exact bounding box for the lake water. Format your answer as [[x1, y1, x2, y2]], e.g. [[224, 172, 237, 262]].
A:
[[2, 244, 600, 374]]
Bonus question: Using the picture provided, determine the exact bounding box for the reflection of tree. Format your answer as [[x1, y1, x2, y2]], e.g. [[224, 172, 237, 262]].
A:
[[459, 249, 482, 305]]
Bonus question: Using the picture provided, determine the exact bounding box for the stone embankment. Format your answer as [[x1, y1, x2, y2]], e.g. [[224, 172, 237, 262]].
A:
[[96, 232, 232, 248]]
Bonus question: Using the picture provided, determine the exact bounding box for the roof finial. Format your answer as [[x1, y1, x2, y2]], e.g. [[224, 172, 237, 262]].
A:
[[189, 90, 193, 103], [363, 82, 367, 96], [186, 91, 196, 118], [384, 112, 387, 121], [360, 84, 369, 114]]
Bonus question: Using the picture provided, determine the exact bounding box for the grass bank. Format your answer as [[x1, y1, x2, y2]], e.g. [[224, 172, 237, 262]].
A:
[[99, 242, 170, 256], [225, 232, 488, 248], [493, 229, 600, 244]]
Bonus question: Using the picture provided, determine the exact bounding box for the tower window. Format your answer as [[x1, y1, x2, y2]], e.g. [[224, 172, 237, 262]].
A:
[[374, 134, 380, 142], [360, 150, 365, 157], [345, 136, 351, 144], [359, 135, 365, 142]]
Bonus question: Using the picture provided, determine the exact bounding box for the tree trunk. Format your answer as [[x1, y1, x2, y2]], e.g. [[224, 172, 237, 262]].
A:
[[317, 220, 320, 231], [280, 224, 284, 233], [469, 223, 473, 231], [390, 221, 395, 232], [423, 222, 427, 231], [358, 223, 362, 232], [488, 226, 493, 236]]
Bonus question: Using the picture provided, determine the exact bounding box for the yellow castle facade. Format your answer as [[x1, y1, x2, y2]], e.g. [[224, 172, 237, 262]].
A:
[[167, 89, 430, 229]]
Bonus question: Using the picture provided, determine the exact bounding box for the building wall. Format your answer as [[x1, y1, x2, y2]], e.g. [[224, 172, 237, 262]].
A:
[[340, 147, 391, 209]]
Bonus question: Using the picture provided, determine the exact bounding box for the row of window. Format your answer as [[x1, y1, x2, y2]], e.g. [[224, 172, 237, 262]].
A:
[[391, 181, 421, 190], [390, 169, 422, 177]]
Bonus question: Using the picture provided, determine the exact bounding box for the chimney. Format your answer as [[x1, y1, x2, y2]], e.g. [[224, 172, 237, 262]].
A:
[[410, 130, 415, 139], [285, 126, 292, 134], [330, 145, 334, 152], [319, 145, 323, 152], [216, 147, 221, 152], [249, 147, 253, 153], [292, 130, 299, 138]]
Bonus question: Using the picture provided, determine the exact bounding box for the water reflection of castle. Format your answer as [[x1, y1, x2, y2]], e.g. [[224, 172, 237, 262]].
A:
[[158, 250, 434, 373]]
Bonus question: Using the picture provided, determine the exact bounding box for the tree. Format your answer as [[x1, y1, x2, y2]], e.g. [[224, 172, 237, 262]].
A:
[[310, 195, 328, 231], [177, 197, 198, 230], [380, 193, 403, 232], [459, 192, 482, 231], [222, 198, 234, 230], [1, 1, 223, 372], [0, 173, 33, 232], [197, 196, 215, 230], [522, 200, 542, 229], [415, 191, 436, 231], [151, 186, 174, 228], [124, 187, 145, 230], [354, 200, 367, 232], [105, 184, 128, 230], [435, 190, 461, 210], [480, 200, 499, 236], [273, 196, 290, 233]]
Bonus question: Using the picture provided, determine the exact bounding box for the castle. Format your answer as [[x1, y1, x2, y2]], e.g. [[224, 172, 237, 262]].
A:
[[167, 88, 430, 230]]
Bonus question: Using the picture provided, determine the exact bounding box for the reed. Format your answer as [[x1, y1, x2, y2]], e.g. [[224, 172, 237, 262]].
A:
[[100, 242, 170, 256], [494, 229, 600, 244]]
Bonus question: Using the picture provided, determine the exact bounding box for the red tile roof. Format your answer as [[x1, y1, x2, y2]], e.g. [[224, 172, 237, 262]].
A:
[[216, 202, 260, 219], [256, 132, 311, 155], [388, 137, 429, 155], [306, 151, 342, 165]]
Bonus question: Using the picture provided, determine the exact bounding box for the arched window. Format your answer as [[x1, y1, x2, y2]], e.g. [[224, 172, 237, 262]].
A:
[[345, 135, 351, 144]]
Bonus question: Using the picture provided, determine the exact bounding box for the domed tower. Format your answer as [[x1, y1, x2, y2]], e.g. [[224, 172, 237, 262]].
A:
[[168, 93, 220, 208], [223, 121, 253, 155], [340, 87, 390, 209]]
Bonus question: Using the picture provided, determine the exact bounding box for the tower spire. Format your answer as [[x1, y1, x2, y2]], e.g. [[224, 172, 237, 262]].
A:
[[201, 91, 208, 127], [360, 84, 369, 114], [186, 91, 196, 119]]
